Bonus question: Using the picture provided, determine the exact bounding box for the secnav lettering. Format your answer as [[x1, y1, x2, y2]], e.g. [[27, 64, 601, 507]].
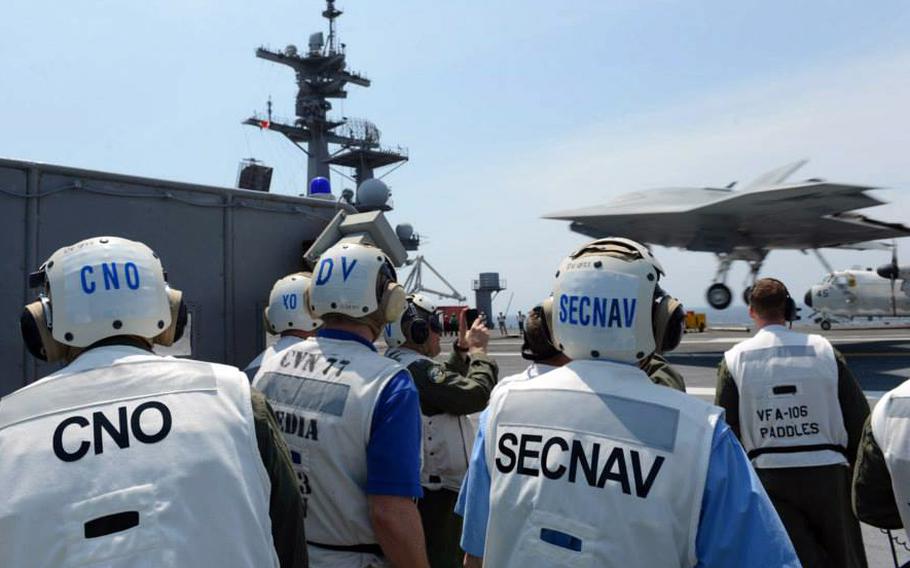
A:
[[495, 433, 665, 499], [559, 294, 637, 328]]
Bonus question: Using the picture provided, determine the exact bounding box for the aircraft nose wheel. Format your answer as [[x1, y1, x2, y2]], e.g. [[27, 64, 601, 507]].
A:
[[743, 286, 753, 306], [707, 283, 733, 310], [820, 320, 831, 331]]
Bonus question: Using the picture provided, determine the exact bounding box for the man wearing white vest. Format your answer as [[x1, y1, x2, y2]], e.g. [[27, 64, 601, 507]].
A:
[[254, 241, 429, 568], [716, 278, 869, 568], [2, 236, 306, 567], [246, 272, 322, 382], [384, 295, 498, 568], [458, 238, 798, 568], [853, 379, 910, 539]]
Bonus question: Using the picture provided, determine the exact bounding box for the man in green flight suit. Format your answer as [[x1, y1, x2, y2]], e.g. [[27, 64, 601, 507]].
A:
[[385, 296, 498, 568]]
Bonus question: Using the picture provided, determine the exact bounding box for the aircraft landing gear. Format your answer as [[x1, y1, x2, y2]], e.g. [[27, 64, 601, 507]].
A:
[[707, 283, 733, 310], [820, 320, 832, 331]]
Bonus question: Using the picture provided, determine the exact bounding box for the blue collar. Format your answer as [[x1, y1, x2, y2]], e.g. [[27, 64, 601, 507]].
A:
[[317, 328, 377, 352]]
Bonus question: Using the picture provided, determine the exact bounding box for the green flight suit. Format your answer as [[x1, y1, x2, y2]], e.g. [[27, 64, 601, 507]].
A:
[[641, 353, 687, 392], [852, 414, 903, 529], [715, 350, 869, 568], [404, 349, 498, 568]]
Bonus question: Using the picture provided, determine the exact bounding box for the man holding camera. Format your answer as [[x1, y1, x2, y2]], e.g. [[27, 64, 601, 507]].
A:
[[385, 297, 498, 568]]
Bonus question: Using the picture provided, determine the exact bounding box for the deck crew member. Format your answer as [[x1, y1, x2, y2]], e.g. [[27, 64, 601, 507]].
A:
[[852, 379, 910, 540], [385, 295, 497, 568], [716, 278, 869, 568], [3, 236, 305, 567], [457, 238, 798, 568], [254, 242, 428, 568], [246, 272, 322, 381]]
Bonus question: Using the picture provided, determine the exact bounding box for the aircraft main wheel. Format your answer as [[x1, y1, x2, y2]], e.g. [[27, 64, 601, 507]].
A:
[[820, 320, 832, 331], [743, 286, 753, 306], [707, 283, 733, 310]]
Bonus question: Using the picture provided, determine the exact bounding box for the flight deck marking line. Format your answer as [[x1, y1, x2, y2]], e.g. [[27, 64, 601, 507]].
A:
[[682, 336, 910, 346], [686, 387, 886, 399]]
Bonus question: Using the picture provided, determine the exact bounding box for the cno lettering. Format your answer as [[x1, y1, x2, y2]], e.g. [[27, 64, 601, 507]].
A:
[[80, 262, 141, 294], [52, 401, 172, 462]]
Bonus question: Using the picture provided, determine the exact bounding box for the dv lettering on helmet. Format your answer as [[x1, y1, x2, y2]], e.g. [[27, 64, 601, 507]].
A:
[[314, 256, 359, 286], [79, 262, 141, 294], [52, 401, 172, 462], [558, 294, 637, 328]]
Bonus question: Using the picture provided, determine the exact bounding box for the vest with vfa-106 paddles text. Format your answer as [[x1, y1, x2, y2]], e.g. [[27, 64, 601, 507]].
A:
[[484, 359, 720, 568], [870, 379, 910, 540], [724, 325, 847, 469], [253, 336, 405, 548], [0, 347, 278, 568]]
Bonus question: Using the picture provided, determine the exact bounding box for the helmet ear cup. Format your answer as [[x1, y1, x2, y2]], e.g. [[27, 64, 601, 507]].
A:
[[404, 308, 430, 345], [652, 292, 685, 354], [20, 298, 68, 362], [380, 282, 407, 323], [263, 307, 277, 335], [153, 288, 186, 346]]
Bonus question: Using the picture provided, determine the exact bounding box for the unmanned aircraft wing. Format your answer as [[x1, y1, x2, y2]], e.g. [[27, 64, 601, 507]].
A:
[[545, 181, 910, 252]]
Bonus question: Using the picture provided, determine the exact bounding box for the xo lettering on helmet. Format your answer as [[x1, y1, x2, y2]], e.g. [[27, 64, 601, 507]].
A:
[[282, 293, 299, 310], [52, 401, 172, 462], [79, 262, 142, 295], [494, 427, 665, 499]]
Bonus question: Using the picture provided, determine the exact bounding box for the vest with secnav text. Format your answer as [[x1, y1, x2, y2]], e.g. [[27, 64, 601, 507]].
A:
[[0, 346, 278, 568], [245, 335, 306, 382], [386, 347, 475, 492], [870, 379, 910, 540], [254, 336, 405, 547], [495, 362, 557, 391], [484, 360, 720, 568], [724, 325, 847, 469]]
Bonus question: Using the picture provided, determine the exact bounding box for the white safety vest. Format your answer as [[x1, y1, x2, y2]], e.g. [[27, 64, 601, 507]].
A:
[[0, 346, 277, 568], [253, 336, 405, 552], [484, 360, 720, 568], [495, 362, 557, 391], [724, 325, 847, 469], [870, 379, 910, 540], [245, 335, 306, 381], [386, 347, 474, 492]]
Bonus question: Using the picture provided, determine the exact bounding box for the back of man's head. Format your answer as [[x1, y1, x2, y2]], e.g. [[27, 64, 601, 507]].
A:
[[750, 278, 789, 322], [521, 301, 568, 365]]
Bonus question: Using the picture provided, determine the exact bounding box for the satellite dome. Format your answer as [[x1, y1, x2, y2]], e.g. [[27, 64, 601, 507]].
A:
[[396, 223, 414, 240], [356, 179, 391, 210], [285, 44, 298, 57]]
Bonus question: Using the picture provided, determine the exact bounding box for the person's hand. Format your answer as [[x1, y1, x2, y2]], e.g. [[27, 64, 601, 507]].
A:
[[457, 308, 469, 348], [465, 315, 490, 355]]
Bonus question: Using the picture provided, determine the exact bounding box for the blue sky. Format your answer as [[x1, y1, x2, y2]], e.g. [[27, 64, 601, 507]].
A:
[[3, 1, 910, 316]]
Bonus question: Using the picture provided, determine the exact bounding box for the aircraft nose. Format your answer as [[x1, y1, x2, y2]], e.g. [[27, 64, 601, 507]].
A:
[[804, 290, 813, 308]]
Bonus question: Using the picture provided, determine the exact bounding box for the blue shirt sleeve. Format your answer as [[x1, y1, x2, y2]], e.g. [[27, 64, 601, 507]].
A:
[[455, 408, 491, 557], [366, 369, 424, 498], [696, 418, 799, 567]]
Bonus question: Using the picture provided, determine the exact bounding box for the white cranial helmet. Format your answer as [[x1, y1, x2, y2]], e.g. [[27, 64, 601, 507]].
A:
[[383, 293, 438, 347], [309, 242, 406, 327], [552, 237, 664, 364], [43, 236, 172, 348], [265, 272, 322, 334]]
